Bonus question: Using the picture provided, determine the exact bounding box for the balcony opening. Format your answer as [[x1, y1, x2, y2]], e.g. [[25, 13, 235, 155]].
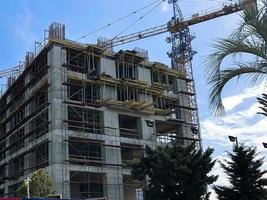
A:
[[119, 115, 141, 139], [155, 120, 183, 144], [121, 144, 143, 166], [116, 63, 137, 80], [66, 49, 100, 75], [69, 137, 102, 166], [70, 171, 104, 199], [67, 106, 102, 134]]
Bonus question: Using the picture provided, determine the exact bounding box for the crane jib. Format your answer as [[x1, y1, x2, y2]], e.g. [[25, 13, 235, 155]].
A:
[[110, 0, 255, 47], [0, 0, 256, 77]]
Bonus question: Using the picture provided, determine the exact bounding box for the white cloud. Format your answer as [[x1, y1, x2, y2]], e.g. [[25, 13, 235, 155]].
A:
[[222, 83, 265, 112], [220, 103, 260, 124], [202, 113, 267, 147], [202, 83, 267, 148]]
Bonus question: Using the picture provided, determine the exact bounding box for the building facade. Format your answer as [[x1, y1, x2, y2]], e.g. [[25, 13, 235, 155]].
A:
[[0, 23, 200, 199]]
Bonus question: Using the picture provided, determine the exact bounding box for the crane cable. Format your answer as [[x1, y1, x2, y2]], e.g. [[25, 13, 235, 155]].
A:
[[107, 0, 233, 46], [71, 0, 165, 61], [108, 0, 166, 45], [75, 0, 164, 41]]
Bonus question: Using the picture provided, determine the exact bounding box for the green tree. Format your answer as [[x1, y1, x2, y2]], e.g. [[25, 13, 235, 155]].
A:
[[206, 0, 267, 116], [16, 169, 55, 198], [214, 144, 267, 200], [16, 181, 28, 197], [132, 142, 217, 200], [257, 93, 267, 116]]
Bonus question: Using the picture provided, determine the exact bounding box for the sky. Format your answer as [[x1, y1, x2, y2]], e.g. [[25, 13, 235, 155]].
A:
[[0, 0, 267, 199]]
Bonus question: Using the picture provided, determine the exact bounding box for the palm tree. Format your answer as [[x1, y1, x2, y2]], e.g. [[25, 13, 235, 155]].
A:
[[206, 0, 267, 116]]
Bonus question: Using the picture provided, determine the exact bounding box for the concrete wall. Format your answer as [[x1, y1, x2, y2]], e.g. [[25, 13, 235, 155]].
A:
[[99, 58, 116, 78], [141, 117, 155, 142], [138, 66, 151, 84], [102, 85, 117, 100]]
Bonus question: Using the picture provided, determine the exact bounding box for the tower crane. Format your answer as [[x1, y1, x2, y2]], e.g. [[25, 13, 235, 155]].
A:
[[104, 0, 253, 48], [0, 0, 256, 146], [97, 0, 254, 145], [0, 0, 254, 78], [99, 0, 254, 146], [97, 0, 254, 80]]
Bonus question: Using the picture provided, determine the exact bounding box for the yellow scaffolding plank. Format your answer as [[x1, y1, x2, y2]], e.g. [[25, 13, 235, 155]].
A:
[[67, 75, 102, 85], [150, 62, 186, 78], [98, 75, 120, 85], [154, 108, 170, 115], [101, 99, 154, 112], [66, 74, 167, 95]]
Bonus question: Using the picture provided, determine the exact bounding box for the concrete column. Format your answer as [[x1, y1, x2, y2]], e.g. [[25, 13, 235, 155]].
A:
[[103, 110, 119, 137], [103, 143, 123, 200], [5, 95, 11, 133], [104, 141, 121, 166], [24, 73, 31, 176], [4, 165, 8, 197], [104, 173, 124, 200], [47, 45, 70, 198], [102, 109, 123, 199]]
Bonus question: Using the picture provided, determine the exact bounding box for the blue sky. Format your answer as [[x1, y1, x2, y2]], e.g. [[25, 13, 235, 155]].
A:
[[0, 0, 267, 199]]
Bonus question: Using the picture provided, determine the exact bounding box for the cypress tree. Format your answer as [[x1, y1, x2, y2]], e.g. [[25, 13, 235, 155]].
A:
[[214, 144, 267, 200]]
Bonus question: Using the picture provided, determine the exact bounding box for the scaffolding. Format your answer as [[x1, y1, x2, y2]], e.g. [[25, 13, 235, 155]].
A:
[[0, 0, 256, 197], [0, 24, 200, 199], [55, 37, 200, 199], [0, 42, 50, 196]]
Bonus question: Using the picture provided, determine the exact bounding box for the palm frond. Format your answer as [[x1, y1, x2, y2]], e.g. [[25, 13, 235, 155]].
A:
[[209, 63, 267, 116], [206, 0, 267, 115], [233, 0, 267, 43], [257, 93, 267, 117], [206, 39, 266, 81]]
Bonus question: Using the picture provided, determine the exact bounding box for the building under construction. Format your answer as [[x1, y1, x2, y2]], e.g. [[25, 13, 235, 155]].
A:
[[0, 21, 201, 199], [0, 0, 257, 198]]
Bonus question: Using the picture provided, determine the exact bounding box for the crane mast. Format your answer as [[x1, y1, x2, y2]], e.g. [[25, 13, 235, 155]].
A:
[[167, 0, 200, 145]]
